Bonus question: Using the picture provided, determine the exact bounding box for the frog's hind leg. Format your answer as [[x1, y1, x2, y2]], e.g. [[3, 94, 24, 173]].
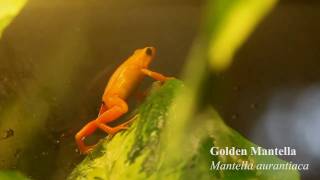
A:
[[95, 96, 130, 135], [98, 103, 108, 116], [75, 96, 130, 154], [97, 115, 136, 135]]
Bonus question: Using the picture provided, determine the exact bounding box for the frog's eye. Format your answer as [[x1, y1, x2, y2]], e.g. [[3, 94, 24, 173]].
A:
[[145, 47, 153, 56]]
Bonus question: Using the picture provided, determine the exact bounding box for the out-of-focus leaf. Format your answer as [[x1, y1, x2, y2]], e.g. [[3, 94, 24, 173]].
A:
[[0, 20, 90, 176], [206, 0, 277, 71], [0, 170, 30, 180], [201, 108, 300, 179], [165, 1, 280, 177], [176, 0, 278, 131], [0, 0, 27, 38]]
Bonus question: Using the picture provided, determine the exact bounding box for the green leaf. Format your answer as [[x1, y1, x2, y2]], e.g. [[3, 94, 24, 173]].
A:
[[0, 170, 30, 180], [200, 108, 300, 179], [0, 0, 27, 38], [68, 80, 299, 180], [205, 0, 277, 71]]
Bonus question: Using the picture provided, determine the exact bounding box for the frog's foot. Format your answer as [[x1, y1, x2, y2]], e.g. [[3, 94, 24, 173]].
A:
[[96, 116, 136, 135], [81, 145, 96, 154], [96, 122, 128, 135], [75, 120, 98, 154], [160, 77, 175, 85], [165, 77, 175, 81]]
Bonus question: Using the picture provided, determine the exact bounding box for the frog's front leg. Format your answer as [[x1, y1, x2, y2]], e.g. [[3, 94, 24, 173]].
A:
[[141, 68, 170, 82]]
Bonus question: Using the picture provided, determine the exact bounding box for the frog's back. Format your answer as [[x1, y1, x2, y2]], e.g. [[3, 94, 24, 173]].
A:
[[101, 47, 154, 102], [102, 58, 143, 101]]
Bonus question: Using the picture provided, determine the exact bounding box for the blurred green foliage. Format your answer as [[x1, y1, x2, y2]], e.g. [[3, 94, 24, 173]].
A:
[[0, 0, 27, 38], [0, 170, 30, 180], [0, 0, 29, 178], [206, 0, 277, 71]]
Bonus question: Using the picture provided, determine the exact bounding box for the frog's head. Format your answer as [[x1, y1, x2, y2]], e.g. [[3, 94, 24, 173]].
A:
[[133, 46, 156, 68]]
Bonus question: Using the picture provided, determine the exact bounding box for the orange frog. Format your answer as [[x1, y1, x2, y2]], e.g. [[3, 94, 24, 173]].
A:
[[75, 47, 170, 154]]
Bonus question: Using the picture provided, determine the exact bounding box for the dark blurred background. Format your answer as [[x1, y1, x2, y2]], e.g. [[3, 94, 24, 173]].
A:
[[0, 0, 319, 179]]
